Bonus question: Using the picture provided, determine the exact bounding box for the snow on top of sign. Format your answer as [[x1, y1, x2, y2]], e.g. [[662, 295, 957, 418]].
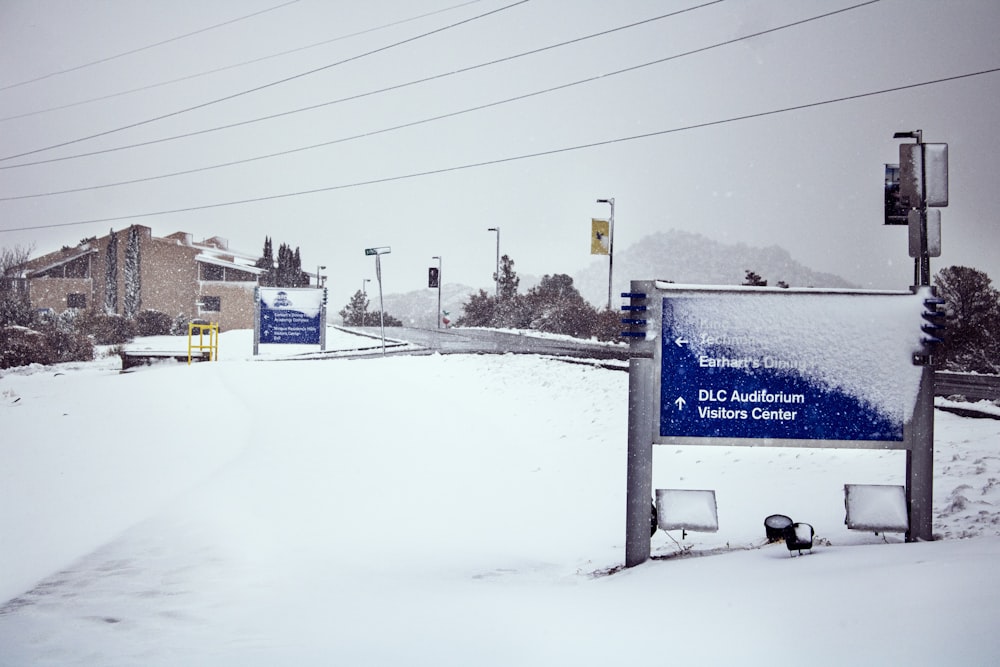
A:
[[666, 288, 926, 423]]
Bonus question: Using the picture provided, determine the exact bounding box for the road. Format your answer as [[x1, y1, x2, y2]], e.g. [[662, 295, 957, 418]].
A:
[[340, 327, 1000, 403], [347, 326, 629, 362]]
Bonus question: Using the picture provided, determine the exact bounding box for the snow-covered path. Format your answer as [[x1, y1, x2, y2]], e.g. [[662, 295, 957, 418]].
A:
[[2, 332, 1000, 664]]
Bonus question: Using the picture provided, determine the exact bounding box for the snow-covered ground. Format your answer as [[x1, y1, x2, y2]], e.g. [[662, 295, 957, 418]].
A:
[[2, 327, 999, 665]]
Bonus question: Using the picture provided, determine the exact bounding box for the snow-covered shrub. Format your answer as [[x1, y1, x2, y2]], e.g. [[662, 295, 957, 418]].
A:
[[41, 327, 94, 363], [135, 310, 172, 337], [0, 326, 55, 368], [170, 314, 192, 336], [77, 311, 135, 345]]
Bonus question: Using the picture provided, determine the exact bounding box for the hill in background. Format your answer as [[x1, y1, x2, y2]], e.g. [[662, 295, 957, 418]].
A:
[[574, 229, 856, 307], [361, 230, 856, 327]]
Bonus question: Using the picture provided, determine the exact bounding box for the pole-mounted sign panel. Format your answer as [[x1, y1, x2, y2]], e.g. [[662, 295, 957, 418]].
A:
[[655, 287, 926, 448], [255, 286, 327, 348], [623, 281, 936, 566], [899, 143, 949, 209]]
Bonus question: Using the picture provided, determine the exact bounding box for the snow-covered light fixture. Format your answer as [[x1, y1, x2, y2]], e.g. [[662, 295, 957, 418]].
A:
[[655, 489, 718, 539], [844, 484, 909, 535]]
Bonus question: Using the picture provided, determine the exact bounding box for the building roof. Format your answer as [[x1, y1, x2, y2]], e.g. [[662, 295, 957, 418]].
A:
[[24, 246, 98, 278]]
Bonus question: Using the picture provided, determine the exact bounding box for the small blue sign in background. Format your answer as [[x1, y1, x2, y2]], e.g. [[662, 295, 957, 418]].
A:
[[259, 288, 323, 345]]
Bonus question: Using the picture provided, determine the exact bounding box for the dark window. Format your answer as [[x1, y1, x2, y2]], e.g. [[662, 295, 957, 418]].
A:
[[225, 268, 255, 282], [67, 293, 87, 309], [65, 255, 90, 278], [201, 263, 224, 281], [200, 296, 221, 312]]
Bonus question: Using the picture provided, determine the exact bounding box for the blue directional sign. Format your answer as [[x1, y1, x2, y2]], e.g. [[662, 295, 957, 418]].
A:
[[259, 287, 324, 345], [658, 291, 923, 444]]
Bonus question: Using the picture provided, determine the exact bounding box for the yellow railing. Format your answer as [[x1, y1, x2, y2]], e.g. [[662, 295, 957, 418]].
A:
[[187, 321, 219, 364]]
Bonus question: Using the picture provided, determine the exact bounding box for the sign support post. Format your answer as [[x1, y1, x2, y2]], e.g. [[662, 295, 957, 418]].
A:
[[907, 364, 936, 541]]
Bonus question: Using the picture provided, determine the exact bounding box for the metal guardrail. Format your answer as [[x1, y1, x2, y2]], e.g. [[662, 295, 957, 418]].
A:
[[934, 371, 1000, 401]]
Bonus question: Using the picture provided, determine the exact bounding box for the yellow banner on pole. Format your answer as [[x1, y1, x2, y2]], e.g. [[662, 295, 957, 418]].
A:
[[591, 218, 610, 255]]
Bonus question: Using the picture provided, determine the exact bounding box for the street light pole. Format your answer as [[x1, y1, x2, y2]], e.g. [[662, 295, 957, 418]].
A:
[[487, 227, 500, 297], [363, 245, 391, 355], [597, 198, 615, 310], [432, 255, 442, 329], [361, 278, 370, 327]]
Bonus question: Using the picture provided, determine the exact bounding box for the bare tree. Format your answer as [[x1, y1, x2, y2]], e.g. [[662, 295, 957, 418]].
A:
[[0, 243, 33, 278], [1, 243, 35, 327]]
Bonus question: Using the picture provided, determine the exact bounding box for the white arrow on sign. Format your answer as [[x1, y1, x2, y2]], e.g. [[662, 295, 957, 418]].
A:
[[674, 336, 689, 347], [675, 396, 686, 410]]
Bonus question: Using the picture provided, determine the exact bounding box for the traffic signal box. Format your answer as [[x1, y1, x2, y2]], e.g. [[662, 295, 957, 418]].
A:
[[915, 289, 945, 366]]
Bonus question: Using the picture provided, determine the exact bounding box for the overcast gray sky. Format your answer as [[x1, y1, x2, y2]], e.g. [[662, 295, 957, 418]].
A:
[[2, 0, 998, 310]]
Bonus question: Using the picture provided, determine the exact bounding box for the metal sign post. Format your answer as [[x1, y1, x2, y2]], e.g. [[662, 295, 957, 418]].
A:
[[365, 247, 391, 355]]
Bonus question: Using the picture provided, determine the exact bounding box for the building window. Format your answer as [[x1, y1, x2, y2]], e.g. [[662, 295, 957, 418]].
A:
[[200, 296, 221, 312], [67, 293, 87, 309], [201, 263, 224, 281]]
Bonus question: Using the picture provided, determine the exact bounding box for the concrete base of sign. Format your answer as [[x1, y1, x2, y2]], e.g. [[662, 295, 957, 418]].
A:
[[655, 489, 719, 533], [844, 484, 909, 533]]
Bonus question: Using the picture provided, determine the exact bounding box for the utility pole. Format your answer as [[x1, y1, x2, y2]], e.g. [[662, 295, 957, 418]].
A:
[[891, 129, 948, 543], [487, 227, 500, 297], [431, 256, 442, 329], [361, 278, 370, 327], [364, 247, 391, 355], [597, 198, 615, 310]]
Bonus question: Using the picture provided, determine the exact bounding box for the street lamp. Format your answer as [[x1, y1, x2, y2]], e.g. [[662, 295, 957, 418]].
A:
[[432, 256, 442, 329], [487, 227, 500, 297], [597, 198, 615, 310], [316, 265, 326, 288], [361, 278, 371, 327]]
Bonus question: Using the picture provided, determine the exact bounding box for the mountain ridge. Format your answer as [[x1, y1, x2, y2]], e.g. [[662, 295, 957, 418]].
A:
[[362, 230, 856, 327]]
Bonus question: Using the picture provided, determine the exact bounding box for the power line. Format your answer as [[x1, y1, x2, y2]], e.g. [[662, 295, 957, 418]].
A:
[[2, 66, 996, 235], [0, 0, 488, 123], [0, 0, 531, 163], [0, 0, 735, 170], [0, 0, 303, 92], [0, 0, 876, 195]]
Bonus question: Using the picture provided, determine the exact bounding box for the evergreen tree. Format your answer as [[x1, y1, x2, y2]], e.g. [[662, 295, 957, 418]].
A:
[[456, 289, 495, 327], [742, 270, 767, 286], [293, 247, 307, 287], [104, 229, 119, 314], [591, 307, 623, 342], [496, 254, 520, 300], [339, 290, 371, 326], [256, 237, 275, 286], [123, 225, 142, 319], [526, 274, 595, 337], [934, 266, 1000, 373], [491, 254, 530, 328]]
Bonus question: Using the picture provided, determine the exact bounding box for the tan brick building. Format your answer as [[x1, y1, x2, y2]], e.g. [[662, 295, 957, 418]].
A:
[[23, 226, 269, 331]]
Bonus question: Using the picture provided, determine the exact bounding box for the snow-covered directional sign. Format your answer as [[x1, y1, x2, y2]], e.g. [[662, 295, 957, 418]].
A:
[[654, 286, 926, 447], [624, 281, 937, 567], [256, 287, 326, 347]]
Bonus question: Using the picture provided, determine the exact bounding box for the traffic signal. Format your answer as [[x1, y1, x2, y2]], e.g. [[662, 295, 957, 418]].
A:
[[914, 290, 945, 365], [428, 267, 439, 289]]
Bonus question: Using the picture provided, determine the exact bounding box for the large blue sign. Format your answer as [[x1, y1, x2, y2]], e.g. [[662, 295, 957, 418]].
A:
[[259, 288, 324, 345], [658, 292, 922, 443]]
